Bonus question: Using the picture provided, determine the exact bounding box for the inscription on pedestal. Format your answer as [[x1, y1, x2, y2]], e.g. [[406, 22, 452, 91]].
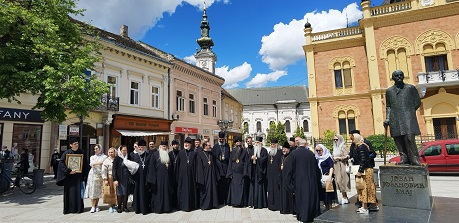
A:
[[380, 165, 432, 210]]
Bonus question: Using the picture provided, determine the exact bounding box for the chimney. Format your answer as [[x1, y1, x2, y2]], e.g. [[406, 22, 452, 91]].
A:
[[120, 25, 128, 38]]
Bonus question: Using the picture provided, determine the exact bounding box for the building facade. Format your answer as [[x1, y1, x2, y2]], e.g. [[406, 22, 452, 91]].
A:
[[228, 86, 311, 143], [221, 88, 244, 148], [304, 0, 459, 139]]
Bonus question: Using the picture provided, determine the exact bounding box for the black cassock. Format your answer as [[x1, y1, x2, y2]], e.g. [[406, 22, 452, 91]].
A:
[[175, 149, 198, 211], [56, 149, 88, 214], [248, 146, 268, 209], [212, 143, 231, 205], [279, 153, 295, 214], [169, 150, 179, 210], [147, 151, 174, 214], [196, 150, 220, 210], [267, 149, 282, 211], [226, 146, 250, 207], [284, 146, 321, 222], [130, 151, 151, 215]]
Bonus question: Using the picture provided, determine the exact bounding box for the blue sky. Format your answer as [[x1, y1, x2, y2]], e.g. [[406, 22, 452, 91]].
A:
[[75, 0, 385, 89]]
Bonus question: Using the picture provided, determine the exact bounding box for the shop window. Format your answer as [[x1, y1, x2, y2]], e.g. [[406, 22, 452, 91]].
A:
[[130, 81, 140, 105], [151, 86, 160, 109], [13, 124, 42, 170]]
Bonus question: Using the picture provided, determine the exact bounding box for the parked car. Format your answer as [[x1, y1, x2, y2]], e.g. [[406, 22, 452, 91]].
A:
[[389, 139, 459, 172]]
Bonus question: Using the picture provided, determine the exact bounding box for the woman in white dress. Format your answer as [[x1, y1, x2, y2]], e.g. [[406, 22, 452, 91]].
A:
[[332, 134, 351, 204], [84, 144, 107, 213]]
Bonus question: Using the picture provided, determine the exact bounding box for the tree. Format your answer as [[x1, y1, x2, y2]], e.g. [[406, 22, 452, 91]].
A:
[[294, 125, 306, 139], [366, 134, 397, 156], [266, 121, 276, 146], [0, 0, 109, 122], [321, 129, 336, 153], [274, 121, 288, 147]]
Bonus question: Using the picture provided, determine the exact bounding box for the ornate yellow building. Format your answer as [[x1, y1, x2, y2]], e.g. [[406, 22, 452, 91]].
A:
[[304, 0, 459, 139]]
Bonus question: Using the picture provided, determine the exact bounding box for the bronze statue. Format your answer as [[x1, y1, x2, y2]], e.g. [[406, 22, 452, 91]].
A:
[[383, 70, 421, 165]]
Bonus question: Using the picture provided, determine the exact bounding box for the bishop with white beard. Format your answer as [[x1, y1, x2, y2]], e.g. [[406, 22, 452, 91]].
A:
[[248, 136, 268, 209], [147, 141, 174, 214]]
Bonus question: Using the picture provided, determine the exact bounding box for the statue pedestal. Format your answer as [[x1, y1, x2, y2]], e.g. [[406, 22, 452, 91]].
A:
[[379, 165, 432, 210]]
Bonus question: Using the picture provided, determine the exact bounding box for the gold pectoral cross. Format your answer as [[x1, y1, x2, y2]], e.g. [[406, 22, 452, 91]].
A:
[[281, 164, 284, 170], [208, 160, 211, 165], [270, 156, 273, 164], [236, 159, 240, 163], [165, 162, 169, 169]]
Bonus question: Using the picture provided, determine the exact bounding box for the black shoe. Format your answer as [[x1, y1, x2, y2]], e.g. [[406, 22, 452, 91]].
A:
[[123, 208, 130, 213], [117, 209, 122, 213]]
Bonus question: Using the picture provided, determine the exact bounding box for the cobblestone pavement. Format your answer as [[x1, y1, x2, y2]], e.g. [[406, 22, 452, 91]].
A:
[[1, 168, 458, 223]]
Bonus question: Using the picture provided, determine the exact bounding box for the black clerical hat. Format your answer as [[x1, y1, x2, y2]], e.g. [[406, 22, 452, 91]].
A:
[[218, 131, 225, 138], [184, 137, 192, 143], [282, 141, 291, 149], [171, 139, 179, 145], [138, 139, 147, 146], [160, 141, 168, 146], [289, 137, 295, 142], [270, 138, 278, 144], [234, 136, 242, 143], [256, 136, 263, 142], [350, 129, 360, 134], [68, 138, 78, 144]]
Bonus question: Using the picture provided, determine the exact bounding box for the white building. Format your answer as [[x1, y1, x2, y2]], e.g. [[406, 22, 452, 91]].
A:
[[227, 86, 311, 142]]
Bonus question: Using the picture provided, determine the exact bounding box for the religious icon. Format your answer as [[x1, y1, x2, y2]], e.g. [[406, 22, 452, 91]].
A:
[[65, 154, 84, 173]]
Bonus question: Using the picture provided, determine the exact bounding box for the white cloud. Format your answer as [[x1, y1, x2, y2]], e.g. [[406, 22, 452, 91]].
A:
[[74, 0, 226, 39], [245, 70, 287, 88], [216, 62, 252, 89], [183, 55, 196, 64], [259, 3, 362, 71]]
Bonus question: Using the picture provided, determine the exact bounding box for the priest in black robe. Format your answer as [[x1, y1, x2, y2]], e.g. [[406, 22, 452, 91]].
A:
[[196, 141, 220, 210], [212, 131, 231, 205], [226, 137, 250, 207], [279, 142, 295, 214], [289, 137, 297, 151], [266, 138, 282, 211], [147, 141, 174, 213], [168, 139, 180, 210], [283, 138, 321, 222], [56, 138, 88, 214], [129, 139, 151, 215], [248, 136, 268, 209], [175, 137, 198, 211]]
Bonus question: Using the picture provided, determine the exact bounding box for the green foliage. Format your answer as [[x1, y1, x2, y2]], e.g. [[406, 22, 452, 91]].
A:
[[266, 121, 276, 146], [294, 125, 306, 139], [321, 129, 336, 153], [366, 134, 397, 155], [275, 121, 288, 147], [0, 0, 109, 122]]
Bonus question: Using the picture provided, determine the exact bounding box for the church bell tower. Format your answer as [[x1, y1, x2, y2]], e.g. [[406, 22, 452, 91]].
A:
[[195, 5, 217, 74]]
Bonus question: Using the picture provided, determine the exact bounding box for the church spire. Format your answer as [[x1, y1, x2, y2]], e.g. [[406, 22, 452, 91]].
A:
[[195, 3, 217, 74]]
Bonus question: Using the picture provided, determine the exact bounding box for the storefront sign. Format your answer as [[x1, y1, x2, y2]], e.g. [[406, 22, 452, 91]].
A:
[[58, 125, 68, 140], [0, 107, 43, 123], [113, 115, 171, 132], [175, 127, 198, 134], [213, 130, 221, 135], [69, 125, 79, 136], [203, 129, 210, 134], [89, 138, 97, 145]]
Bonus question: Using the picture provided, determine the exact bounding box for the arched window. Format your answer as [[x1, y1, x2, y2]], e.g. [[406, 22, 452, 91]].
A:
[[256, 121, 262, 133], [424, 43, 448, 72], [338, 110, 356, 135], [334, 61, 352, 89], [243, 122, 249, 134], [387, 48, 410, 77], [285, 120, 291, 133], [303, 120, 309, 132]]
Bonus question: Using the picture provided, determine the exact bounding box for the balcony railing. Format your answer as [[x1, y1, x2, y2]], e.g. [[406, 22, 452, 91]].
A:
[[311, 26, 363, 42], [417, 70, 459, 85], [371, 0, 411, 16], [98, 95, 120, 111]]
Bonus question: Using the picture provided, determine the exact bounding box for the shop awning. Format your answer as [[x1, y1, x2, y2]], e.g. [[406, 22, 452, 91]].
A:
[[116, 130, 172, 137]]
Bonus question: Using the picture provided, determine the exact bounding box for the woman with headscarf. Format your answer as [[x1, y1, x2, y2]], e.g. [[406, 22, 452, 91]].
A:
[[84, 144, 107, 213], [352, 133, 378, 214], [332, 134, 351, 204], [102, 147, 117, 213], [315, 144, 337, 211], [113, 145, 137, 213]]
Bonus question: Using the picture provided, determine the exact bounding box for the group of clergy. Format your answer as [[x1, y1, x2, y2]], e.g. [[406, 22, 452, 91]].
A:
[[57, 132, 321, 222]]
